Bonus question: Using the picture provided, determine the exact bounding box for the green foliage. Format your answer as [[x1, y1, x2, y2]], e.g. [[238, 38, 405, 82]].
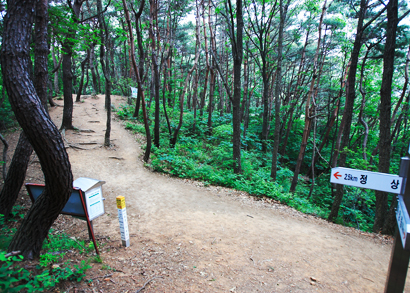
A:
[[117, 104, 135, 121], [117, 102, 385, 232], [0, 222, 93, 292]]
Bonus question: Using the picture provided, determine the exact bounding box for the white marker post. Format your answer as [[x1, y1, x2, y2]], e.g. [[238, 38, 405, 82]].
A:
[[116, 196, 130, 247]]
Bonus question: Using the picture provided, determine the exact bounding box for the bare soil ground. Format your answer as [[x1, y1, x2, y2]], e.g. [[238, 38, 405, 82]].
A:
[[1, 95, 408, 292]]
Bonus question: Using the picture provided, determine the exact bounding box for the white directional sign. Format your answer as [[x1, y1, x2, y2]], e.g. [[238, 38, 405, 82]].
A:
[[330, 167, 403, 194], [130, 87, 138, 98]]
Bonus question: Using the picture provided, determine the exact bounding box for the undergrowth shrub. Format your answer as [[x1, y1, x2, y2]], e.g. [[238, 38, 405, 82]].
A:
[[0, 211, 93, 292], [116, 104, 378, 232]]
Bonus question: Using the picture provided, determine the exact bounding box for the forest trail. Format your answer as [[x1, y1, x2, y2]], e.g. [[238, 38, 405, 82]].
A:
[[43, 95, 407, 292]]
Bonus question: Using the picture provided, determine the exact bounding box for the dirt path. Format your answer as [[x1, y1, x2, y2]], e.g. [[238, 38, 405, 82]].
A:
[[5, 95, 408, 292]]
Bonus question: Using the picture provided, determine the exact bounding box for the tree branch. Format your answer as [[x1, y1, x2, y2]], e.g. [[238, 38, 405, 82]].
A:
[[210, 49, 233, 102], [79, 0, 112, 23]]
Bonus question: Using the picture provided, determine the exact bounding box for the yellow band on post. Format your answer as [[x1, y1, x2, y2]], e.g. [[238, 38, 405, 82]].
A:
[[116, 196, 126, 209]]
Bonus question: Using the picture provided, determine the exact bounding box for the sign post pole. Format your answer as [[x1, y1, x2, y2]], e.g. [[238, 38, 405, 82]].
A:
[[385, 156, 410, 292], [116, 196, 130, 247]]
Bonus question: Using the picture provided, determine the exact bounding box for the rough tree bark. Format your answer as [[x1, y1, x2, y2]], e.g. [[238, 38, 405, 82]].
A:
[[1, 0, 73, 258], [212, 0, 243, 173], [376, 0, 398, 233], [271, 0, 289, 180], [61, 0, 83, 130], [132, 13, 145, 119], [0, 0, 51, 218], [96, 0, 112, 147], [51, 42, 60, 95], [290, 0, 327, 193], [76, 51, 90, 102], [328, 0, 387, 222], [149, 0, 161, 148]]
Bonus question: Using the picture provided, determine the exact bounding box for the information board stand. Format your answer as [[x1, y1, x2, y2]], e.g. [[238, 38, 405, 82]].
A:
[[26, 178, 105, 255]]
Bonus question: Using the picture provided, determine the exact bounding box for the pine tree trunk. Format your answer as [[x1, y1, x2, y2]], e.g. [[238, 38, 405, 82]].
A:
[[328, 0, 367, 222], [1, 0, 73, 258], [377, 0, 398, 233], [61, 0, 83, 130], [271, 0, 289, 180]]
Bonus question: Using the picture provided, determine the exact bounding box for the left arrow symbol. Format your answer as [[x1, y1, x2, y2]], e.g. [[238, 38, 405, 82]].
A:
[[333, 172, 342, 179]]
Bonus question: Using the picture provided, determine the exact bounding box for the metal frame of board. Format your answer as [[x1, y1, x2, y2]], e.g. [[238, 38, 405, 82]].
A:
[[25, 183, 100, 255]]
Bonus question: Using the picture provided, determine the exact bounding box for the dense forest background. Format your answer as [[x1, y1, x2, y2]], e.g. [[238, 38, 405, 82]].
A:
[[1, 0, 410, 236]]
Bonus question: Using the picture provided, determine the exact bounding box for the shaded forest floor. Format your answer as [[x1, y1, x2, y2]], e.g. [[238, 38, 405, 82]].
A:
[[1, 95, 408, 292]]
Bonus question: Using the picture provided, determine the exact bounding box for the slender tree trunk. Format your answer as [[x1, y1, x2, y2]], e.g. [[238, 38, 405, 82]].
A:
[[290, 0, 327, 192], [231, 0, 243, 173], [90, 44, 99, 94], [60, 0, 82, 130], [149, 0, 161, 148], [83, 60, 89, 95], [170, 0, 201, 147], [271, 0, 289, 180], [162, 63, 172, 135], [377, 0, 398, 233], [280, 28, 310, 157], [76, 51, 89, 102], [123, 0, 152, 162], [132, 16, 145, 118], [358, 46, 372, 161], [96, 0, 112, 147], [200, 2, 210, 118], [309, 60, 349, 171], [193, 68, 199, 132], [51, 43, 59, 95], [207, 3, 216, 134], [328, 0, 368, 222]]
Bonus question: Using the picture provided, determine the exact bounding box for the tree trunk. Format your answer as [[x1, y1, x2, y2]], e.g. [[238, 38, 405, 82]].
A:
[[231, 0, 243, 174], [328, 0, 368, 222], [76, 51, 89, 102], [377, 0, 398, 233], [280, 28, 310, 157], [0, 0, 51, 219], [0, 133, 32, 218], [290, 0, 327, 193], [60, 0, 83, 130], [132, 16, 145, 118], [51, 43, 59, 96], [271, 0, 289, 180], [193, 68, 199, 131], [170, 0, 201, 147], [1, 0, 73, 258], [122, 0, 151, 162], [207, 4, 216, 134], [149, 0, 161, 148], [96, 0, 112, 147], [90, 44, 99, 94]]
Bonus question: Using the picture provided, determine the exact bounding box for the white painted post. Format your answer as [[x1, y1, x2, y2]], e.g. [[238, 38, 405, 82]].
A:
[[116, 196, 130, 247]]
